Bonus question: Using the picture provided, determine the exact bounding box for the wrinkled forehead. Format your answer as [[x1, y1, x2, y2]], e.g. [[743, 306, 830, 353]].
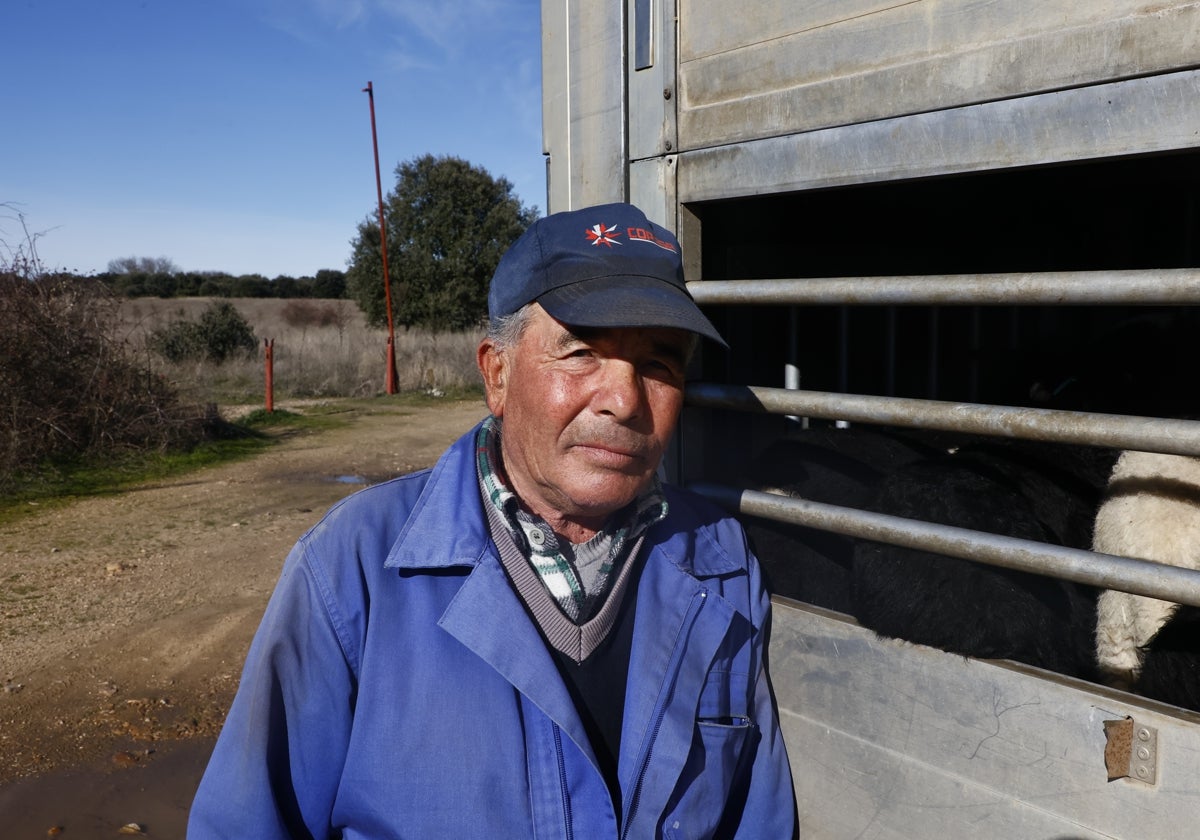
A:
[[554, 320, 696, 363], [500, 310, 692, 375]]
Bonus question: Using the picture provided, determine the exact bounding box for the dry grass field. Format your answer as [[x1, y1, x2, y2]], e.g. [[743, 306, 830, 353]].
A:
[[114, 297, 485, 409]]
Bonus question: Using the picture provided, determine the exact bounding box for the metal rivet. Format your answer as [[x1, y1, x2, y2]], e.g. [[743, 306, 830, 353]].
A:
[[1138, 747, 1151, 760], [1138, 728, 1152, 741], [1136, 766, 1149, 779], [663, 88, 672, 100], [665, 141, 673, 151]]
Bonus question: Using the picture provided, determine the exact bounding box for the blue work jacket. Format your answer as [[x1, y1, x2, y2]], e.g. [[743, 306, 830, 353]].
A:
[[188, 424, 795, 839]]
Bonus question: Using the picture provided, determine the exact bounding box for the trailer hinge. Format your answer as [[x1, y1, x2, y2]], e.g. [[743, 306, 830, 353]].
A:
[[1103, 717, 1158, 785]]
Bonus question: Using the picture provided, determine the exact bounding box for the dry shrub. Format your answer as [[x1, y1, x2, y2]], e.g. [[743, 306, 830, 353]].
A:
[[281, 299, 345, 329], [118, 298, 483, 405], [0, 275, 210, 486]]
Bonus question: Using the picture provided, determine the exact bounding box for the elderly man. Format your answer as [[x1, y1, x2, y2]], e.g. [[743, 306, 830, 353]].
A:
[[188, 203, 795, 838]]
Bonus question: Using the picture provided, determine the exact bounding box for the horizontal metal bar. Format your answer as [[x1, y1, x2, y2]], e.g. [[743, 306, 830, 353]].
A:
[[686, 383, 1200, 457], [687, 269, 1200, 306], [693, 483, 1200, 609]]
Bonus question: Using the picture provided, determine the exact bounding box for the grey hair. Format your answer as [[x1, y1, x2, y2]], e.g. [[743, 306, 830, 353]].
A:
[[486, 302, 537, 349]]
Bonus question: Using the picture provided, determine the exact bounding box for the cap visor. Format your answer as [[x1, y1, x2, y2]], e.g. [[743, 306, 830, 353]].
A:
[[537, 276, 727, 348]]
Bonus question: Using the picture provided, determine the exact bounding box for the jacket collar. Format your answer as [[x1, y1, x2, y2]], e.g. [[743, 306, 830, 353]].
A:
[[383, 423, 493, 571]]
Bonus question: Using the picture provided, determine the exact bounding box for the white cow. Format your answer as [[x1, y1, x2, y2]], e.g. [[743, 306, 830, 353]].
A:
[[1094, 450, 1200, 688]]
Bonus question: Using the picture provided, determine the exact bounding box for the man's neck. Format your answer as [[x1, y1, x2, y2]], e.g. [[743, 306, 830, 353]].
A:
[[517, 500, 606, 545], [498, 461, 625, 545]]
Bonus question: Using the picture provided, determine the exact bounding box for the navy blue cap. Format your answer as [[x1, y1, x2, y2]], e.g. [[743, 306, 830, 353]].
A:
[[488, 202, 726, 347]]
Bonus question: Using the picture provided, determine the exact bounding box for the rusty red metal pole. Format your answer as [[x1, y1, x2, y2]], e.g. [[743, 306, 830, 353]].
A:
[[363, 81, 400, 394], [264, 338, 275, 413]]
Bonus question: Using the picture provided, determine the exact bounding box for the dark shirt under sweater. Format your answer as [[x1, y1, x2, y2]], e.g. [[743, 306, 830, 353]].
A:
[[551, 550, 644, 817], [480, 487, 645, 819]]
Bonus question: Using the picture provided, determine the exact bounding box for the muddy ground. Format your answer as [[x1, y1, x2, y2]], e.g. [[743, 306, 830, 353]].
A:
[[0, 397, 488, 837]]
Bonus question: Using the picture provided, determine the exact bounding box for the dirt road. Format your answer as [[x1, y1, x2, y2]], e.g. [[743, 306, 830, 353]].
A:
[[0, 397, 487, 833]]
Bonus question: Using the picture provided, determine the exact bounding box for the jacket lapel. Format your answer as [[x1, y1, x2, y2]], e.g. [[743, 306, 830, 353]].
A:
[[618, 541, 738, 835], [436, 554, 597, 766], [386, 426, 597, 764]]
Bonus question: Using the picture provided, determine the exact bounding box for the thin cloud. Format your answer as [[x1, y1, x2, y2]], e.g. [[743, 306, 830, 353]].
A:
[[370, 0, 535, 63], [311, 0, 369, 29], [257, 0, 536, 73], [252, 0, 368, 44]]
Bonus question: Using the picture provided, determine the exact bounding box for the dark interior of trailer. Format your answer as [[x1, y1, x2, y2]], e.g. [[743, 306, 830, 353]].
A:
[[678, 151, 1200, 710], [686, 148, 1200, 481]]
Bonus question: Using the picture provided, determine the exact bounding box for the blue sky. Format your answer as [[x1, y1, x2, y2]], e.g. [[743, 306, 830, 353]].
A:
[[2, 0, 544, 278]]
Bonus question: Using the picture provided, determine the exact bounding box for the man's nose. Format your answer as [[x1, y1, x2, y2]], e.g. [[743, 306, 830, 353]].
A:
[[594, 359, 645, 421]]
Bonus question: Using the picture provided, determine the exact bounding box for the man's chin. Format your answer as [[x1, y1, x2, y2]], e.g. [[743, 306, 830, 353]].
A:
[[566, 481, 653, 519]]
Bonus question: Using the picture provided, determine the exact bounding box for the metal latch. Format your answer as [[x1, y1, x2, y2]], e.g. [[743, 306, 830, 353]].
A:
[[1103, 717, 1158, 785]]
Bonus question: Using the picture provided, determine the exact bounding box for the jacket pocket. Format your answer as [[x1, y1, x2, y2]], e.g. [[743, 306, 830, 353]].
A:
[[662, 717, 757, 840]]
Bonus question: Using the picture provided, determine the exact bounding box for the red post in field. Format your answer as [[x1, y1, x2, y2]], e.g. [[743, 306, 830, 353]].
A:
[[264, 338, 275, 413], [386, 335, 397, 392], [363, 81, 400, 394]]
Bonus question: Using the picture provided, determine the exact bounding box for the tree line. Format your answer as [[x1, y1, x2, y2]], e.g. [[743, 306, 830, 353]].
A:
[[99, 267, 348, 300]]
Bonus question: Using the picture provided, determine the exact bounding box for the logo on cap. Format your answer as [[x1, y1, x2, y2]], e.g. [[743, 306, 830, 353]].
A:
[[585, 222, 623, 248]]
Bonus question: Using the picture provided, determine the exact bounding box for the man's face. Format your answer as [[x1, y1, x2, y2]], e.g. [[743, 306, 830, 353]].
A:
[[478, 304, 690, 540]]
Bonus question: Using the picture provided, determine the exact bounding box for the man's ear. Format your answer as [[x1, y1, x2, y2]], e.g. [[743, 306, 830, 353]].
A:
[[477, 338, 508, 416]]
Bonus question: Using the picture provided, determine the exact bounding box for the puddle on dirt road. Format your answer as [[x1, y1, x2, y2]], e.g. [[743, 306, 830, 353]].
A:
[[325, 472, 403, 486], [0, 737, 216, 836]]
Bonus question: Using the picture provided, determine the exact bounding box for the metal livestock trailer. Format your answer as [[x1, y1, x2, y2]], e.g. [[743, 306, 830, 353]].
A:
[[541, 2, 1200, 837]]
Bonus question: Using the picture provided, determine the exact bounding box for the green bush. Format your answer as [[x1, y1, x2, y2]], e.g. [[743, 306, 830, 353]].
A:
[[149, 301, 259, 363], [346, 154, 538, 331]]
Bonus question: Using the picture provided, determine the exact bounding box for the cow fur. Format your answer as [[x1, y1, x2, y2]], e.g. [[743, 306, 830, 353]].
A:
[[743, 427, 1114, 680], [850, 439, 1112, 680], [1093, 451, 1200, 692], [742, 426, 947, 614], [1136, 604, 1200, 710]]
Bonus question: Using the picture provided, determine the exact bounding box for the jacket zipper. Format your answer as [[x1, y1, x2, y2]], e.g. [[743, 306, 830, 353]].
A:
[[554, 722, 575, 840], [620, 590, 707, 840]]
